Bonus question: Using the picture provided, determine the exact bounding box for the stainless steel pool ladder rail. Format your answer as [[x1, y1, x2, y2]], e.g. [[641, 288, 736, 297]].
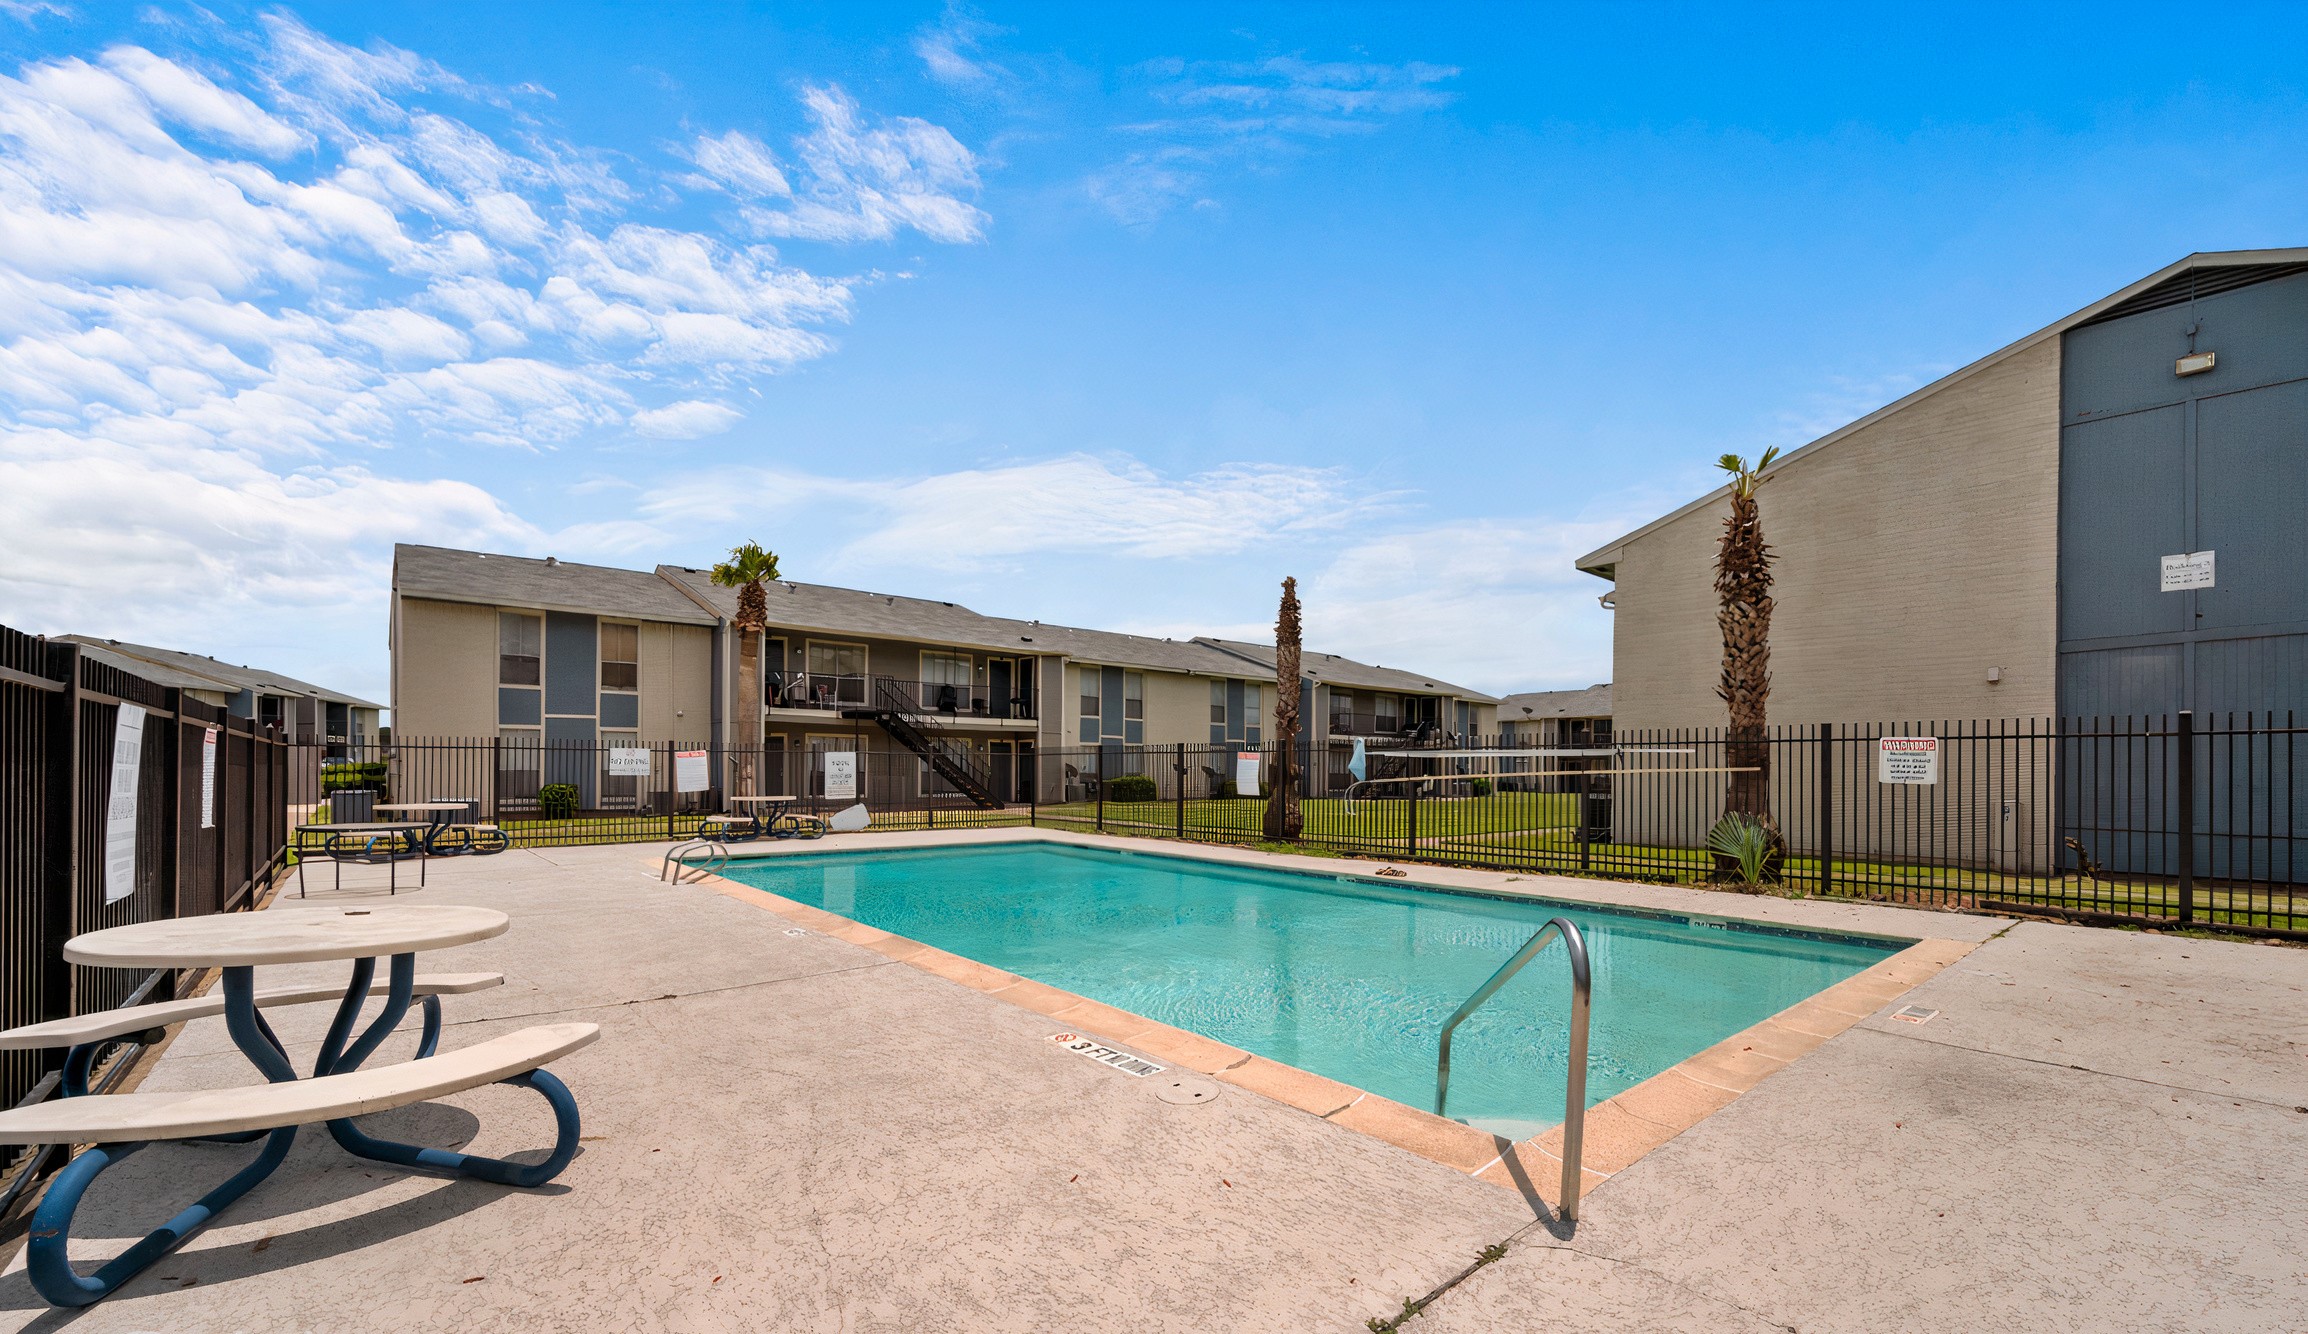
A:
[[661, 838, 731, 884], [1434, 916, 1592, 1222]]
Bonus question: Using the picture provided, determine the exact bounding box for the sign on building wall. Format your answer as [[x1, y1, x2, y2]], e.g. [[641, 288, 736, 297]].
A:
[[199, 726, 219, 829], [607, 746, 652, 778], [1235, 750, 1262, 796], [2159, 550, 2215, 591], [674, 748, 709, 793], [1877, 736, 1940, 785], [823, 751, 858, 800], [103, 704, 146, 904]]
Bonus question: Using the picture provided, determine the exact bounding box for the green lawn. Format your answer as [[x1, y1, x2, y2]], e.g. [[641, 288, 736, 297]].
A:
[[1033, 793, 1579, 841]]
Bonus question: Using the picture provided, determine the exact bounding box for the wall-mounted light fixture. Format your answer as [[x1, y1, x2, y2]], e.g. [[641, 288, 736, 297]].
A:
[[2176, 350, 2216, 377], [1598, 593, 1617, 610]]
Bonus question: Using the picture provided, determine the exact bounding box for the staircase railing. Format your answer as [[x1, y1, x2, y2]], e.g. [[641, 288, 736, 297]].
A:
[[868, 679, 1002, 807], [1434, 915, 1592, 1221]]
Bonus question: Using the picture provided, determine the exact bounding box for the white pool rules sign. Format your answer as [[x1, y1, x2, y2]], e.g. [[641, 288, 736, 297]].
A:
[[102, 704, 147, 904], [1877, 736, 1940, 786], [823, 751, 859, 801]]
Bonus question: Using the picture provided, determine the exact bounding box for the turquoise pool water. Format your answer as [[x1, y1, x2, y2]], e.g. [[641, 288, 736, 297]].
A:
[[723, 844, 1906, 1136]]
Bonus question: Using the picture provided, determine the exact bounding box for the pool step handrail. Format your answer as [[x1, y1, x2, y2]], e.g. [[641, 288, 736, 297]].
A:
[[661, 839, 730, 884], [1434, 915, 1592, 1221]]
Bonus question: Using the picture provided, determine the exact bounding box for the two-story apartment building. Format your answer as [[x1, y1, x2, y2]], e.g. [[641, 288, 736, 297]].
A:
[[389, 544, 1496, 809]]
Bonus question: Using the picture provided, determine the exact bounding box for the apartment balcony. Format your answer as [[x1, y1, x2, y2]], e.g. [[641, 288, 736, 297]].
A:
[[1324, 711, 1438, 741], [768, 673, 1037, 724]]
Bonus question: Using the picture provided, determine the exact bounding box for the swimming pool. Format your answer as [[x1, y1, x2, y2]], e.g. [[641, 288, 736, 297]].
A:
[[723, 843, 1907, 1136]]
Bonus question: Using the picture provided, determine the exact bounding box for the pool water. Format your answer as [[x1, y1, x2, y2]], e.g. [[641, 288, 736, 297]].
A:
[[723, 843, 1906, 1136]]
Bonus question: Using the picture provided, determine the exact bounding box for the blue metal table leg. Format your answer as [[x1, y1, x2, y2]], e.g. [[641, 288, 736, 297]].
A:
[[327, 1068, 582, 1187], [26, 1127, 297, 1309]]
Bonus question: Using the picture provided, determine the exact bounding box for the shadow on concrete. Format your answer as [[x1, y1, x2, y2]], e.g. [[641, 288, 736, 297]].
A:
[[0, 1102, 578, 1321]]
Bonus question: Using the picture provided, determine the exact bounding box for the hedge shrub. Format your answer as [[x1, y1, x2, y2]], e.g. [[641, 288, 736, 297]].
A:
[[537, 783, 581, 820], [1105, 773, 1158, 802], [319, 761, 387, 794]]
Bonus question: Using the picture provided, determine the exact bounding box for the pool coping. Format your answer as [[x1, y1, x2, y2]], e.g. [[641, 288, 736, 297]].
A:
[[660, 828, 1997, 1213]]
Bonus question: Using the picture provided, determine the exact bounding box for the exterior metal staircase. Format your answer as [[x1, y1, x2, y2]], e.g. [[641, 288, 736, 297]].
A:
[[843, 679, 1004, 808]]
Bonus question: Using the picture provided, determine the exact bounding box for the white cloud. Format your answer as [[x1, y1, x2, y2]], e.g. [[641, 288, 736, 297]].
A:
[[630, 399, 741, 439], [0, 13, 978, 672], [740, 85, 988, 244], [1300, 516, 1628, 694], [913, 6, 1009, 88], [642, 452, 1395, 568], [1092, 56, 1458, 225], [687, 128, 790, 198]]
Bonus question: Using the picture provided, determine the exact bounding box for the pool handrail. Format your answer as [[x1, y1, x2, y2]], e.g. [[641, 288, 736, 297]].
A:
[[661, 839, 730, 884], [1433, 915, 1591, 1222]]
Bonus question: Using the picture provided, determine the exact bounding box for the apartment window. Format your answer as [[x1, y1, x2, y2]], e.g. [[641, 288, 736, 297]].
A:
[[1375, 694, 1400, 733], [1082, 666, 1101, 743], [497, 726, 540, 801], [499, 612, 541, 685], [922, 651, 972, 686], [806, 641, 867, 705], [1123, 672, 1143, 744], [600, 622, 638, 691], [1245, 685, 1261, 748]]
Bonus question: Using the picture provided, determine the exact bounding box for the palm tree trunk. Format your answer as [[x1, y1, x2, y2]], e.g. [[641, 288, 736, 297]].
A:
[[1716, 480, 1780, 874], [733, 629, 760, 798], [1264, 578, 1304, 840]]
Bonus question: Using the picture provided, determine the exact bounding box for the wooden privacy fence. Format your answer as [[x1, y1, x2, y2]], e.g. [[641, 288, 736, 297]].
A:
[[0, 624, 289, 1116]]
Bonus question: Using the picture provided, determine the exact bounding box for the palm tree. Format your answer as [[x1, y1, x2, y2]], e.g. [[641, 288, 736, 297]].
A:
[[1264, 576, 1304, 840], [1714, 448, 1779, 862], [711, 541, 781, 797]]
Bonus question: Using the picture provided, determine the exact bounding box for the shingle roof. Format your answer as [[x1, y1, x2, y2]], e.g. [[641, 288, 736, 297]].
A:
[[64, 641, 241, 695], [1495, 684, 1613, 719], [62, 637, 383, 708], [395, 544, 718, 626], [1193, 638, 1498, 702], [655, 566, 1257, 675]]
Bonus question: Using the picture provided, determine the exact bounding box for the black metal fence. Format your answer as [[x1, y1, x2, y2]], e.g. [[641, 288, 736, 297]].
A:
[[0, 625, 289, 1116], [1025, 716, 2304, 937], [284, 713, 2304, 937]]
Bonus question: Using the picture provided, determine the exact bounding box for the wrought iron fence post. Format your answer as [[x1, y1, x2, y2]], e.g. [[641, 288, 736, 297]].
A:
[[1407, 779, 1419, 857], [1577, 779, 1591, 872], [1096, 747, 1105, 832], [1175, 743, 1186, 839], [2177, 710, 2195, 924], [1818, 721, 1834, 896], [491, 735, 502, 827]]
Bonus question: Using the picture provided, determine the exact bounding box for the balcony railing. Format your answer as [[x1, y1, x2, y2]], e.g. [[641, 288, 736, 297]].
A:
[[769, 673, 1036, 721], [1326, 711, 1440, 739]]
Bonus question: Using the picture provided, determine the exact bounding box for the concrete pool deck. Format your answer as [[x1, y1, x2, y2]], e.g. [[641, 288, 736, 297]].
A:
[[3, 831, 2303, 1331]]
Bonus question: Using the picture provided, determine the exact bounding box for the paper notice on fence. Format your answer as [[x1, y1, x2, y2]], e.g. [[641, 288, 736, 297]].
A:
[[823, 751, 858, 800], [1877, 736, 1940, 785], [608, 746, 652, 778], [103, 704, 146, 904], [674, 748, 709, 793], [199, 727, 219, 829], [1235, 750, 1261, 795]]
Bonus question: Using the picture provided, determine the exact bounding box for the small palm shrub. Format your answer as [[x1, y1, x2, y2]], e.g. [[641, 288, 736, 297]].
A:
[[1106, 773, 1158, 802], [1706, 812, 1776, 887], [537, 783, 580, 820]]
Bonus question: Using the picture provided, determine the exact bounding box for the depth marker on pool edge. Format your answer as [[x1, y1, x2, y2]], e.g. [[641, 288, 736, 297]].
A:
[[1051, 1032, 1165, 1077]]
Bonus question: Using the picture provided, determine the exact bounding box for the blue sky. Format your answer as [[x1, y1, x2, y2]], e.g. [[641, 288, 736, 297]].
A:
[[5, 3, 2308, 707]]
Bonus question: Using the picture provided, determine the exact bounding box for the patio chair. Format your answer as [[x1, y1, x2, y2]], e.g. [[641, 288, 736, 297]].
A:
[[935, 684, 960, 714]]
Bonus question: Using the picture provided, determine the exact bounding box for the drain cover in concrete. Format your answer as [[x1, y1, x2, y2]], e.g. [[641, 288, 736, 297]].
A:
[[1153, 1075, 1222, 1106], [1891, 1005, 1940, 1025]]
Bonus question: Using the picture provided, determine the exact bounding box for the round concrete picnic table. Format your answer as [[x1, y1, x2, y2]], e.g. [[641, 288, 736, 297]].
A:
[[65, 904, 508, 969]]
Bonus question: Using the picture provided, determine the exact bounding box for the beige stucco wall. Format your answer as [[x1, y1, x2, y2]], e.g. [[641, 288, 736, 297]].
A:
[[392, 596, 497, 738], [1603, 338, 2062, 732]]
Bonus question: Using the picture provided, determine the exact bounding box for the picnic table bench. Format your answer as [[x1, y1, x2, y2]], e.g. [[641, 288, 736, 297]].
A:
[[0, 905, 596, 1309], [374, 801, 509, 857], [290, 821, 432, 896]]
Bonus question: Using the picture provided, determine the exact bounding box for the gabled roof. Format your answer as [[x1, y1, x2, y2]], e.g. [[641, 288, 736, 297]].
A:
[[1496, 683, 1612, 720], [66, 641, 240, 695], [1576, 248, 2308, 579], [395, 544, 717, 626], [62, 637, 382, 708], [1194, 637, 1498, 702]]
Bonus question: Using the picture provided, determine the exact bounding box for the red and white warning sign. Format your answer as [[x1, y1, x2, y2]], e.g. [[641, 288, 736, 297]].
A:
[[1877, 736, 1940, 786]]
